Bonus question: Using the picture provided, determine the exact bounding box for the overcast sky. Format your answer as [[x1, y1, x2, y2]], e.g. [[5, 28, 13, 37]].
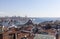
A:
[[0, 0, 60, 17]]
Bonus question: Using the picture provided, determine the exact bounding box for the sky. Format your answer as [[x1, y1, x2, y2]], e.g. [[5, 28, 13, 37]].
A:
[[0, 0, 60, 17]]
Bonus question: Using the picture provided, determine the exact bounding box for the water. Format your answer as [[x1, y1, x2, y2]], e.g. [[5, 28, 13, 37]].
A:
[[31, 18, 60, 24]]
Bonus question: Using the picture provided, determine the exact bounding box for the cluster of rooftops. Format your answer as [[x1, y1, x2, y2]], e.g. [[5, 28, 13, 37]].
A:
[[0, 17, 60, 39]]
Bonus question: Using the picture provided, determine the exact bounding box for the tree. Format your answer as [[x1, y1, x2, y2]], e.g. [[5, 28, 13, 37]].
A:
[[25, 19, 33, 25], [32, 27, 38, 34], [43, 24, 52, 30]]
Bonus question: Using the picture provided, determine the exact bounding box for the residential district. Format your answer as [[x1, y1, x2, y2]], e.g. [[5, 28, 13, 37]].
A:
[[0, 17, 60, 39]]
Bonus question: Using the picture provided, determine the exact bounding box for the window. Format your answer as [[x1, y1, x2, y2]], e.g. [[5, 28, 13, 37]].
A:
[[9, 34, 15, 39], [21, 37, 27, 39], [0, 34, 3, 39]]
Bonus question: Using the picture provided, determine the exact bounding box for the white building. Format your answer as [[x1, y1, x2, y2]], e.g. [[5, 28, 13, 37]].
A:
[[34, 34, 56, 39]]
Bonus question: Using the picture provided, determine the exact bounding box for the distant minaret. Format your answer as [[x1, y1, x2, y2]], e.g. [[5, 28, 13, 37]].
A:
[[25, 15, 27, 18], [24, 15, 27, 19]]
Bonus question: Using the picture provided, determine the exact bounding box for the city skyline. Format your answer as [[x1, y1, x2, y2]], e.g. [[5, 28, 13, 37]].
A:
[[0, 0, 60, 17]]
